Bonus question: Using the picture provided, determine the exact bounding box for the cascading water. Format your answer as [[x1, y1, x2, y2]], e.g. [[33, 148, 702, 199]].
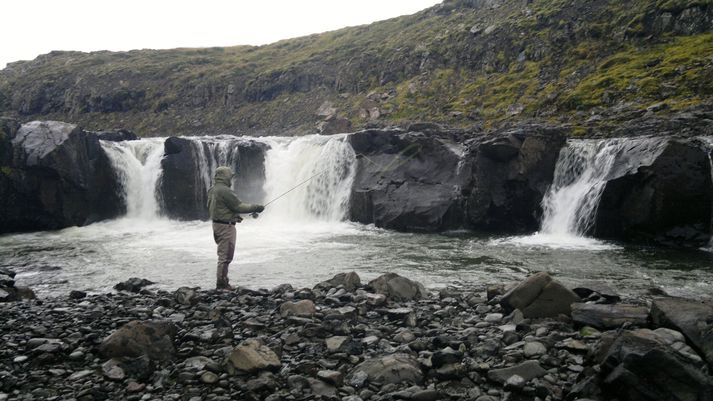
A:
[[189, 137, 241, 198], [101, 139, 165, 219], [540, 140, 625, 237], [261, 135, 357, 222]]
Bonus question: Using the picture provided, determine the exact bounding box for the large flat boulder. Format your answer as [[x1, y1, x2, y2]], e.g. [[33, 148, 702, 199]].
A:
[[650, 297, 713, 367], [598, 329, 713, 401], [500, 272, 580, 318], [571, 303, 649, 329]]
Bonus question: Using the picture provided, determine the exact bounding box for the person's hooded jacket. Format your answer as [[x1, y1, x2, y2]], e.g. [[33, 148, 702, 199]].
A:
[[207, 166, 262, 222]]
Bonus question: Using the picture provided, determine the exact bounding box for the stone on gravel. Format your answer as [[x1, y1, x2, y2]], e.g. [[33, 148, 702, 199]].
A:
[[315, 272, 361, 292], [99, 320, 177, 361], [227, 339, 281, 372], [102, 359, 126, 381], [368, 273, 428, 301], [174, 287, 198, 305], [487, 360, 547, 383], [571, 303, 649, 329], [523, 341, 547, 358], [348, 354, 423, 385], [68, 290, 87, 299], [114, 277, 154, 293], [501, 272, 580, 318], [279, 299, 316, 317]]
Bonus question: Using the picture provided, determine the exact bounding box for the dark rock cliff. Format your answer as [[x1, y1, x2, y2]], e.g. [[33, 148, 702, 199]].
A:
[[0, 120, 124, 233]]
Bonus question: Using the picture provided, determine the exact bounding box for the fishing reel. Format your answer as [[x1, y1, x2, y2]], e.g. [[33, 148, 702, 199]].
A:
[[251, 212, 260, 219]]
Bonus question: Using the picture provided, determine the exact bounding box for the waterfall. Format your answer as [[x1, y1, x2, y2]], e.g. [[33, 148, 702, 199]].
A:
[[261, 135, 357, 222], [100, 135, 356, 223], [540, 137, 667, 238], [101, 139, 165, 219], [188, 137, 241, 198]]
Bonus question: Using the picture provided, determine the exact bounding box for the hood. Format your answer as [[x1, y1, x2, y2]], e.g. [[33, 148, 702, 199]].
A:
[[214, 166, 234, 186]]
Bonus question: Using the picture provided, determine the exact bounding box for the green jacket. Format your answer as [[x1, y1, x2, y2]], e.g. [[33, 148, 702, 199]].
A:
[[207, 166, 261, 222]]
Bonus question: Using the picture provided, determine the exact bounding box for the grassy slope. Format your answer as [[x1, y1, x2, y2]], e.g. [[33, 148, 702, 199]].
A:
[[0, 0, 711, 136]]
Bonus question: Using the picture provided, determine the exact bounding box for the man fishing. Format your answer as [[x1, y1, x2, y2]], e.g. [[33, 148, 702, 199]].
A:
[[207, 166, 264, 290]]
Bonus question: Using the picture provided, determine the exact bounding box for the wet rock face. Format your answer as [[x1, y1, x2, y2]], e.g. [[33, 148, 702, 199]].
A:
[[348, 128, 470, 231], [347, 125, 567, 233], [595, 138, 713, 247], [465, 125, 567, 232], [0, 120, 124, 233], [160, 137, 268, 220]]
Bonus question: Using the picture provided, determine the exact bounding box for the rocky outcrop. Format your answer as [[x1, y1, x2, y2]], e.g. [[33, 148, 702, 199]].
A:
[[465, 125, 567, 232], [348, 128, 470, 231], [347, 125, 566, 233], [650, 296, 713, 367], [159, 137, 268, 220], [597, 328, 713, 401], [0, 120, 124, 233], [594, 137, 712, 247]]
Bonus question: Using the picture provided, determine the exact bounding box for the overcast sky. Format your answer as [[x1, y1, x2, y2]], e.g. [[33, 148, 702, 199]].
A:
[[1, 0, 442, 68]]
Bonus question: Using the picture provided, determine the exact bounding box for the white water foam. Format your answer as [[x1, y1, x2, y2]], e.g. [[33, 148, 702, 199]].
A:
[[260, 134, 357, 222]]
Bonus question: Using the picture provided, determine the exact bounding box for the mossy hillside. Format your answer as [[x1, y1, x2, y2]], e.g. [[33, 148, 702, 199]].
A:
[[564, 32, 713, 110], [0, 0, 712, 136]]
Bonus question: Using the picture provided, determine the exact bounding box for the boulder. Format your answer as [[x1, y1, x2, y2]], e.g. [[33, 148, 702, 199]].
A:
[[571, 303, 649, 329], [314, 272, 361, 292], [348, 354, 423, 385], [279, 300, 316, 317], [594, 138, 712, 247], [114, 278, 154, 293], [174, 287, 198, 305], [650, 297, 713, 366], [487, 360, 547, 384], [317, 115, 352, 135], [227, 339, 281, 372], [598, 329, 713, 401], [368, 273, 428, 301], [501, 272, 581, 318], [93, 129, 138, 142], [1, 121, 123, 233], [348, 129, 469, 231], [99, 320, 177, 361]]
